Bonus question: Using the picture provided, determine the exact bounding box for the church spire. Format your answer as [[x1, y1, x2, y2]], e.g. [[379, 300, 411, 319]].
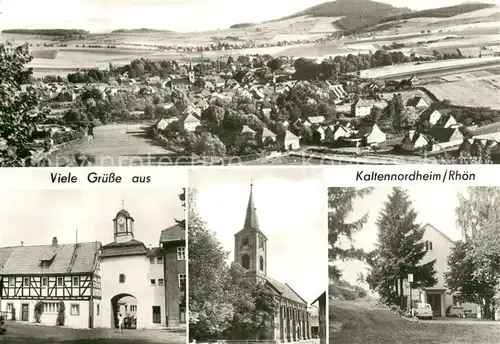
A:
[[244, 180, 259, 230]]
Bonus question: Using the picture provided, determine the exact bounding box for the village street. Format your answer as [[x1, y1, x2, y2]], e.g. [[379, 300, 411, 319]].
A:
[[330, 301, 500, 344], [48, 123, 175, 166], [0, 321, 185, 343]]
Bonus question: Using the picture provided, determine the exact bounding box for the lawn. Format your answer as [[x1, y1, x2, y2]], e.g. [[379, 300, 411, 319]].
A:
[[0, 321, 185, 344], [330, 300, 500, 344]]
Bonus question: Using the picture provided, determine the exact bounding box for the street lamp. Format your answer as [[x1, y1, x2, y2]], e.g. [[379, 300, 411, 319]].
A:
[[408, 273, 414, 315]]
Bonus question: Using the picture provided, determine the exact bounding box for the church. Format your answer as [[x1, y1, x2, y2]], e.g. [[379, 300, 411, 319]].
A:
[[234, 183, 312, 342], [0, 204, 186, 330]]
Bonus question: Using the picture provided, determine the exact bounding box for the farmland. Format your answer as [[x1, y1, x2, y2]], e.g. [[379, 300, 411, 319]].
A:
[[424, 76, 500, 109]]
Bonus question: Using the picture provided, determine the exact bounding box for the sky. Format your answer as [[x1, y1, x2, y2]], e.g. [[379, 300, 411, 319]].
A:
[[190, 167, 327, 304], [333, 185, 470, 291], [0, 0, 496, 32], [0, 189, 185, 249]]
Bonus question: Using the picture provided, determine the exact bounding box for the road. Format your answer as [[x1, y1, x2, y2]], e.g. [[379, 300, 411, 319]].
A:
[[330, 300, 500, 344], [48, 123, 176, 166], [0, 321, 185, 343]]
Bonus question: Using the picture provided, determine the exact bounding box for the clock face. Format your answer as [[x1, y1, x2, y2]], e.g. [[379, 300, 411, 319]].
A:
[[117, 217, 125, 225]]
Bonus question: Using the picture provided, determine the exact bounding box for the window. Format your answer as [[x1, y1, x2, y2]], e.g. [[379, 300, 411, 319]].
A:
[[425, 241, 434, 251], [73, 276, 79, 286], [157, 256, 163, 264], [242, 237, 249, 246], [23, 277, 29, 286], [42, 277, 48, 287], [43, 302, 59, 313], [8, 277, 15, 286], [149, 257, 155, 264], [259, 237, 264, 249], [259, 256, 264, 271], [57, 277, 63, 287], [40, 260, 50, 268], [119, 274, 126, 283], [241, 254, 250, 269], [177, 246, 186, 260], [152, 306, 161, 324], [70, 304, 80, 316], [130, 305, 137, 312], [158, 279, 164, 286], [6, 303, 13, 312], [125, 305, 128, 312], [178, 273, 186, 290], [180, 305, 186, 323], [150, 279, 156, 285], [96, 304, 100, 316]]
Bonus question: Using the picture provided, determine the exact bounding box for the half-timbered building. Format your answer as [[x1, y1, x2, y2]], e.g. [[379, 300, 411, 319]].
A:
[[0, 237, 102, 328], [0, 205, 185, 330]]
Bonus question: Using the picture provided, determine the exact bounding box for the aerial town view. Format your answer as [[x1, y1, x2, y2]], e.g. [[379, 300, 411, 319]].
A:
[[0, 0, 499, 166]]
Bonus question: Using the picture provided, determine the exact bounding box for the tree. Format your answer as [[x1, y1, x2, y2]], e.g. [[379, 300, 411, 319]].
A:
[[188, 189, 235, 339], [266, 58, 283, 74], [328, 187, 373, 280], [366, 187, 437, 308], [56, 301, 65, 326], [34, 301, 44, 323], [0, 42, 50, 166]]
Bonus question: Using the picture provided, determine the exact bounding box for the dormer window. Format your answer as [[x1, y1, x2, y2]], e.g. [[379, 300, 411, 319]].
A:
[[40, 260, 51, 268]]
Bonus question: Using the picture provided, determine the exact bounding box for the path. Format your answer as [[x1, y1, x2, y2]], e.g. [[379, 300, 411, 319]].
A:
[[48, 123, 175, 166]]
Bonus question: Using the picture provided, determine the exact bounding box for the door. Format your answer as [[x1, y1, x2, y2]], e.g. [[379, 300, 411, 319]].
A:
[[427, 294, 442, 316], [21, 303, 29, 321], [152, 306, 161, 324]]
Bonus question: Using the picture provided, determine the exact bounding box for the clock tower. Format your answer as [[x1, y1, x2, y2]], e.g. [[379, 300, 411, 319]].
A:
[[113, 202, 134, 243]]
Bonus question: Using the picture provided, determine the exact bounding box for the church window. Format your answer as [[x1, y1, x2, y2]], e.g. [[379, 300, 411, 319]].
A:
[[23, 277, 29, 286], [130, 305, 137, 312], [150, 279, 156, 285], [149, 257, 155, 264], [159, 278, 164, 286], [157, 256, 163, 264], [73, 276, 79, 286], [57, 277, 63, 287], [177, 246, 186, 260], [70, 304, 80, 316], [259, 256, 264, 271], [242, 237, 249, 247], [241, 254, 250, 269], [259, 237, 264, 249], [119, 274, 126, 283]]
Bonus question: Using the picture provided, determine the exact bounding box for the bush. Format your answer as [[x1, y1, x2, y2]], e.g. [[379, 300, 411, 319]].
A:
[[34, 301, 44, 323], [56, 301, 65, 326]]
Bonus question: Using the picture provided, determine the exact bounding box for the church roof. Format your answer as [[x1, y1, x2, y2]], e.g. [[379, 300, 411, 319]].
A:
[[265, 276, 307, 305], [101, 239, 147, 258], [160, 224, 185, 243], [234, 182, 267, 239], [0, 242, 101, 275]]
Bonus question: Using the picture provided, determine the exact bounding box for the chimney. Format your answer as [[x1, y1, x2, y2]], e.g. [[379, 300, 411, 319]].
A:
[[52, 237, 58, 246], [20, 241, 24, 247]]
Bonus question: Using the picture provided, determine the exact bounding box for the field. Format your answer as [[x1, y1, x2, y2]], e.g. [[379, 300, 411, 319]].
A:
[[424, 76, 500, 109], [330, 300, 500, 344]]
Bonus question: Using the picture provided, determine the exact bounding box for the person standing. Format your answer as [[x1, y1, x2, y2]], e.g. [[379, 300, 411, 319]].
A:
[[118, 313, 123, 333]]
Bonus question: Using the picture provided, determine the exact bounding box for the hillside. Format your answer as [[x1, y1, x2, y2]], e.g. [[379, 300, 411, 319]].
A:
[[1, 29, 88, 36], [285, 0, 412, 32], [110, 28, 174, 34]]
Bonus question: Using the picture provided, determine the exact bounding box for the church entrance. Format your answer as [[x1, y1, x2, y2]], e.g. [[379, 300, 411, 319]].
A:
[[111, 293, 138, 329]]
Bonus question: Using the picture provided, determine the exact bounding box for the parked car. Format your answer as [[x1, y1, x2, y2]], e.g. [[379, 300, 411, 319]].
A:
[[446, 305, 465, 318], [411, 303, 433, 320], [0, 315, 6, 334]]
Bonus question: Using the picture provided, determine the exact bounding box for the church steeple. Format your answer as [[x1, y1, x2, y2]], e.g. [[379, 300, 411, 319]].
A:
[[244, 181, 260, 230]]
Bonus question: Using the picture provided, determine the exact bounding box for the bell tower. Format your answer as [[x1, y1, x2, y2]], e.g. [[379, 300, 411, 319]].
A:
[[234, 181, 268, 283], [113, 201, 135, 243]]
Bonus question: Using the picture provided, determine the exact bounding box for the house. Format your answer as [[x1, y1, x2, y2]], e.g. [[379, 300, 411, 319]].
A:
[[480, 47, 495, 57], [312, 125, 326, 141], [330, 125, 350, 142], [420, 109, 443, 127], [403, 224, 478, 318], [325, 82, 348, 99], [470, 122, 500, 142], [459, 139, 497, 158], [426, 127, 464, 151], [179, 113, 201, 132], [351, 99, 386, 118], [261, 127, 276, 143], [278, 131, 300, 151], [155, 117, 178, 131], [312, 292, 326, 344], [401, 130, 431, 151], [261, 108, 272, 118], [357, 123, 386, 146], [182, 104, 202, 118], [195, 99, 209, 111], [435, 114, 458, 129], [406, 96, 428, 110], [240, 125, 256, 138], [408, 75, 421, 85], [306, 116, 326, 126]]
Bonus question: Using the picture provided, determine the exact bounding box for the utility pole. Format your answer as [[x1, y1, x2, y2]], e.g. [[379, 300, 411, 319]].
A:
[[408, 273, 414, 314]]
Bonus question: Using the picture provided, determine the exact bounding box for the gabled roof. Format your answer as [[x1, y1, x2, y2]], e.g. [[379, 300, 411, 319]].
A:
[[266, 276, 307, 305], [182, 113, 201, 123], [426, 127, 462, 143], [262, 127, 276, 138], [102, 239, 147, 258], [241, 125, 256, 135], [312, 291, 326, 305], [0, 242, 101, 275], [160, 224, 185, 243], [421, 223, 455, 244]]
